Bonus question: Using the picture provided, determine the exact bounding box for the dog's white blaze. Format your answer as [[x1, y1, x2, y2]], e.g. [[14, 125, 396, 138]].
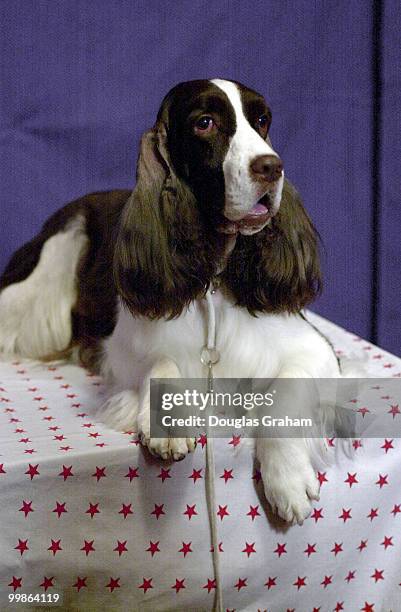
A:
[[0, 215, 88, 358], [211, 78, 283, 221]]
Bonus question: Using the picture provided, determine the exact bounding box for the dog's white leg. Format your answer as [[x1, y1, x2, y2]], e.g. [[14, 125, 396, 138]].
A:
[[256, 367, 321, 525], [137, 357, 196, 461], [0, 215, 88, 359]]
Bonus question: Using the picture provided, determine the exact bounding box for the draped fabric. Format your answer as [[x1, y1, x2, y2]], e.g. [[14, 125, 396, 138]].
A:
[[0, 0, 399, 353]]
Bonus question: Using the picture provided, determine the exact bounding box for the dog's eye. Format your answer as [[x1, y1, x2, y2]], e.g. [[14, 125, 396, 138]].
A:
[[256, 114, 270, 134], [194, 116, 215, 134]]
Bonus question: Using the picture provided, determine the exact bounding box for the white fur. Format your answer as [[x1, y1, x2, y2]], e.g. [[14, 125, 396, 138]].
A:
[[100, 292, 339, 524], [211, 78, 284, 222], [0, 215, 88, 359]]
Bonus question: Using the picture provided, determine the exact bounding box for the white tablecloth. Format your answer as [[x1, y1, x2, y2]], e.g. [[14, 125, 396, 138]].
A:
[[1, 313, 401, 611]]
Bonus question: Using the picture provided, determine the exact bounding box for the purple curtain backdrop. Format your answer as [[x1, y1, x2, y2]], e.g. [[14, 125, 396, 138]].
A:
[[0, 0, 399, 355]]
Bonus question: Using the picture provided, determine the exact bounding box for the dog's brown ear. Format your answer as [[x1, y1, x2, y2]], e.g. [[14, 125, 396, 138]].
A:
[[223, 179, 321, 314], [113, 122, 216, 318]]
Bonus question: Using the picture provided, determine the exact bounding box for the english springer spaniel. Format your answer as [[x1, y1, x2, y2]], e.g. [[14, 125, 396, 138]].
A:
[[0, 79, 340, 524]]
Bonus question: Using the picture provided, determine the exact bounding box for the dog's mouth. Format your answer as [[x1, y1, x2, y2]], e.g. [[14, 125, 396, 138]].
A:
[[217, 193, 274, 235]]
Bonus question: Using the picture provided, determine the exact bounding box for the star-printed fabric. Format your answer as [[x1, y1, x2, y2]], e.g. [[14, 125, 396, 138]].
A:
[[0, 312, 400, 611]]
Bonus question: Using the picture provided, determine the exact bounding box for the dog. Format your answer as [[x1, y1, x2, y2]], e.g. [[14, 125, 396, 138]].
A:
[[0, 79, 340, 524]]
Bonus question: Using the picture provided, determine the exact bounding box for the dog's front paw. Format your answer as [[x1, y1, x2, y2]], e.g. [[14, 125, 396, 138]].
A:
[[140, 433, 197, 461], [98, 390, 139, 431], [257, 440, 320, 525]]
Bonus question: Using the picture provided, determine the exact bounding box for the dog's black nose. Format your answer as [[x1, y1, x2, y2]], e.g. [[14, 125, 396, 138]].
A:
[[251, 155, 283, 182]]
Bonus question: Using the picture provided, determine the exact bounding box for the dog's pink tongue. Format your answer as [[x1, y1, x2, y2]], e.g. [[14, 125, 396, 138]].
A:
[[240, 202, 269, 225]]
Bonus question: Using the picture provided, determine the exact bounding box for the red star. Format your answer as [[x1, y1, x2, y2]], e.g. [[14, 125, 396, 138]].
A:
[[184, 504, 198, 520], [25, 464, 39, 480], [59, 465, 73, 480], [48, 539, 62, 556], [198, 433, 207, 448], [19, 437, 31, 444], [334, 603, 344, 611], [89, 432, 101, 439], [92, 466, 106, 481], [371, 568, 384, 582], [138, 578, 153, 593], [304, 543, 317, 557], [119, 503, 133, 518], [106, 577, 120, 592], [210, 541, 223, 553], [24, 449, 36, 454], [361, 603, 374, 612], [367, 507, 379, 521], [381, 535, 393, 549], [59, 445, 73, 452], [381, 439, 394, 453], [125, 466, 139, 481], [274, 542, 287, 557], [339, 508, 352, 522], [391, 503, 401, 516], [171, 578, 186, 593], [293, 576, 307, 590], [234, 577, 247, 591], [229, 435, 241, 447], [152, 503, 166, 519], [53, 502, 67, 517], [179, 541, 192, 557], [40, 576, 54, 591], [331, 542, 343, 556], [53, 435, 66, 442], [358, 539, 368, 552], [86, 502, 100, 518], [73, 576, 87, 591], [247, 505, 261, 521], [81, 539, 95, 556], [216, 504, 229, 520], [8, 576, 22, 591], [114, 540, 128, 556], [317, 471, 328, 485], [264, 576, 277, 590], [220, 469, 234, 483], [311, 507, 324, 522], [344, 472, 358, 487], [357, 407, 370, 417], [157, 467, 171, 482], [345, 570, 356, 583], [14, 539, 29, 556], [321, 575, 332, 588], [353, 439, 363, 449], [19, 500, 33, 517], [388, 404, 400, 418], [188, 468, 203, 483], [252, 469, 262, 483], [146, 541, 160, 557], [242, 542, 256, 557], [376, 474, 388, 488], [0, 464, 6, 475]]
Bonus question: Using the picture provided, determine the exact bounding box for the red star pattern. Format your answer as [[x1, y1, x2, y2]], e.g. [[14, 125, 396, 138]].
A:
[[264, 576, 277, 590], [125, 466, 139, 481], [381, 439, 394, 453], [114, 540, 128, 556], [179, 541, 192, 557], [203, 578, 217, 593], [304, 543, 317, 557], [40, 576, 54, 591], [381, 535, 393, 550], [92, 466, 106, 481], [183, 504, 197, 520], [146, 540, 160, 557], [234, 577, 247, 591], [8, 576, 22, 591], [376, 473, 388, 488], [242, 542, 256, 557], [344, 472, 358, 487], [14, 538, 29, 556], [25, 463, 39, 480], [19, 500, 34, 517], [311, 507, 324, 522], [339, 508, 352, 522], [157, 467, 171, 482], [86, 502, 100, 518], [119, 503, 133, 518], [247, 505, 261, 521], [220, 468, 234, 483], [53, 501, 67, 517], [48, 539, 62, 556], [293, 576, 307, 590], [152, 504, 165, 519], [188, 468, 203, 482], [171, 578, 186, 593], [331, 542, 343, 556], [217, 504, 229, 520], [73, 576, 87, 591], [274, 542, 287, 557], [80, 540, 95, 556], [106, 577, 120, 592]]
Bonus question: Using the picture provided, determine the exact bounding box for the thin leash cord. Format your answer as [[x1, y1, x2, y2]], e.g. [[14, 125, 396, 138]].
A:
[[203, 289, 223, 612]]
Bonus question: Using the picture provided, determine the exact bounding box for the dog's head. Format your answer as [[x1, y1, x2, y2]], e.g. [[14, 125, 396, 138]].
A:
[[115, 79, 320, 318]]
